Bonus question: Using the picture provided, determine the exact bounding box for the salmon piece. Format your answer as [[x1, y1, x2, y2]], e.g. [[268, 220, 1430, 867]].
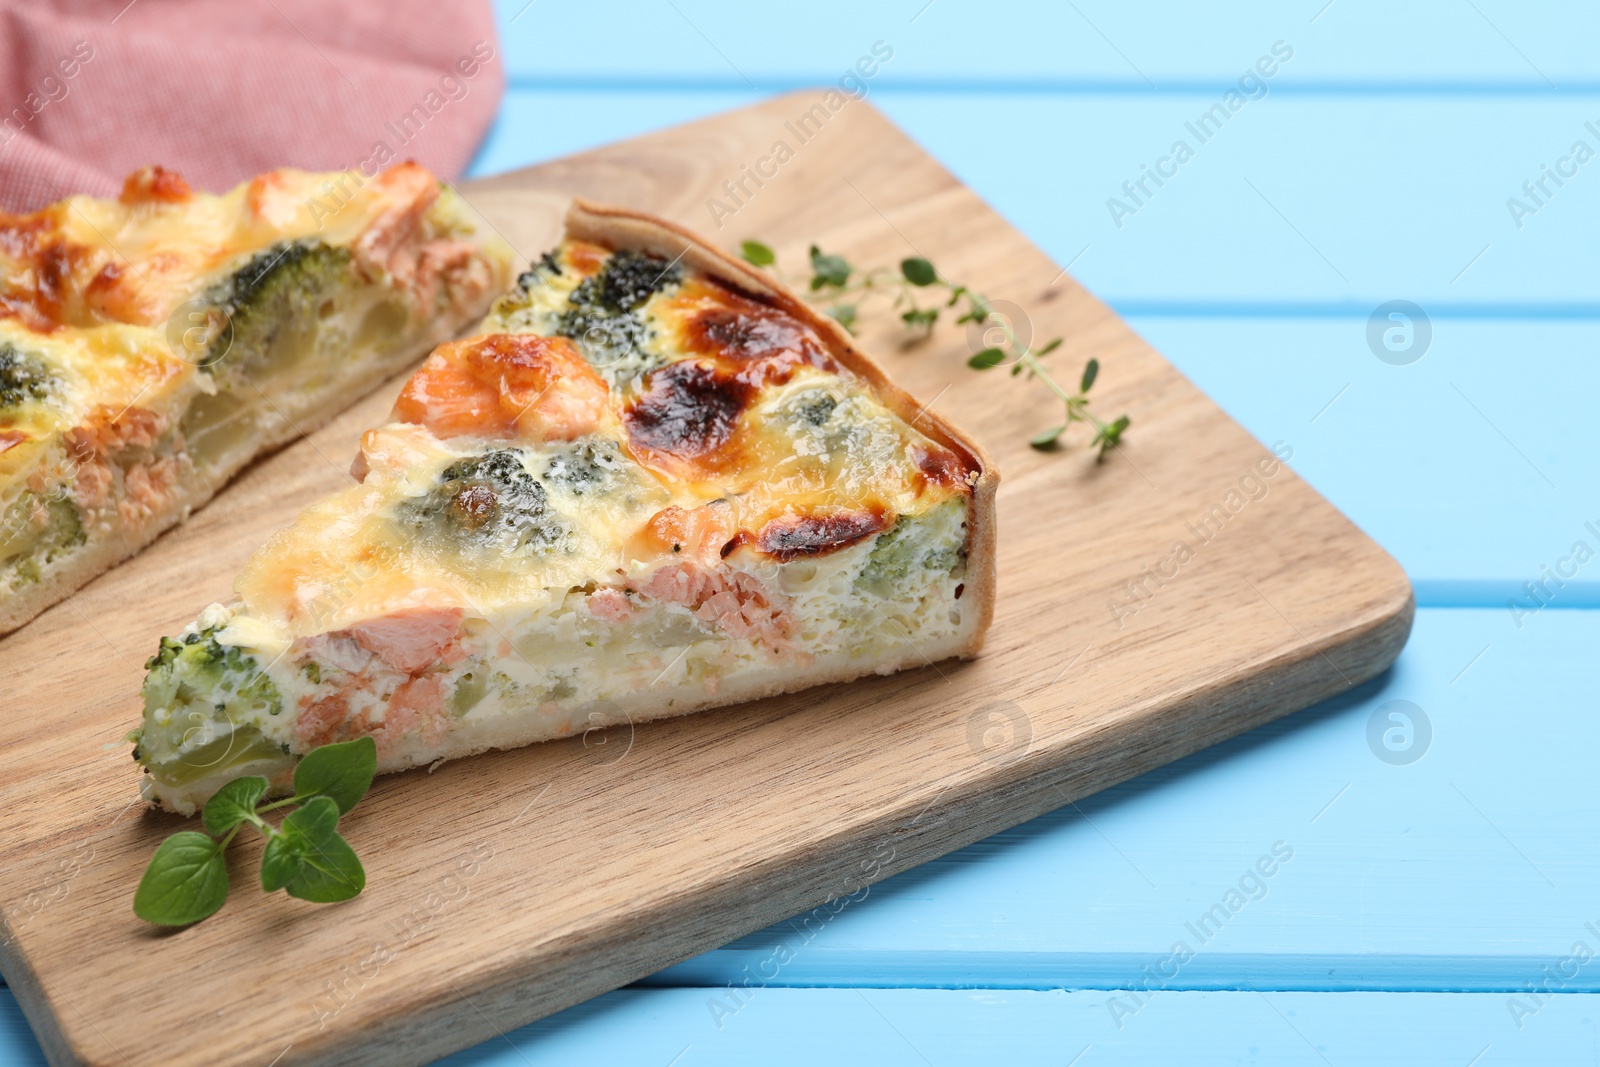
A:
[[392, 333, 609, 443], [353, 161, 441, 287], [351, 423, 447, 483], [117, 455, 181, 525], [295, 690, 351, 751], [587, 587, 634, 621], [412, 238, 497, 317], [298, 674, 450, 760], [351, 164, 499, 315], [63, 405, 165, 458], [639, 561, 795, 652], [120, 166, 192, 206], [245, 170, 305, 228], [373, 673, 451, 751], [70, 457, 112, 507], [630, 500, 738, 565], [346, 607, 463, 674], [293, 614, 461, 757], [62, 406, 180, 519]]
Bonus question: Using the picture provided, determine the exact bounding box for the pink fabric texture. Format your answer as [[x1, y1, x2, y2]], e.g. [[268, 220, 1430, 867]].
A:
[[0, 0, 504, 213]]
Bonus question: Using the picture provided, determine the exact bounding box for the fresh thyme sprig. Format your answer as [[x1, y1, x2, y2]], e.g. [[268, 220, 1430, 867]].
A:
[[740, 240, 1130, 457], [133, 737, 376, 926]]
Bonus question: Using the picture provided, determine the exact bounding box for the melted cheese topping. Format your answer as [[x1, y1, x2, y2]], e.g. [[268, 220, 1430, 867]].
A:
[[0, 164, 452, 332], [232, 240, 975, 639]]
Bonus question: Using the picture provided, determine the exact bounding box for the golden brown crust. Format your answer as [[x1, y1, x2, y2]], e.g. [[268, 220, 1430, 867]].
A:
[[564, 198, 999, 654]]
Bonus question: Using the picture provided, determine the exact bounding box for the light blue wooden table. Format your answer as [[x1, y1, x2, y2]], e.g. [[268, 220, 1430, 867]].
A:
[[7, 2, 1596, 1062]]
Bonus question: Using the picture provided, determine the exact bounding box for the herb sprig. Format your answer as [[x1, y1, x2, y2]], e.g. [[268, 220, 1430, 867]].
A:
[[134, 737, 376, 926], [739, 241, 1130, 458]]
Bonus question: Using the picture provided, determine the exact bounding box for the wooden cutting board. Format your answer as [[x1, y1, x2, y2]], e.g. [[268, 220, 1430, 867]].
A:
[[0, 93, 1412, 1067]]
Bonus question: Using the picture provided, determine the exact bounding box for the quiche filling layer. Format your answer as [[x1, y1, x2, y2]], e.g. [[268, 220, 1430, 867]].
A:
[[133, 238, 980, 813], [0, 164, 515, 626]]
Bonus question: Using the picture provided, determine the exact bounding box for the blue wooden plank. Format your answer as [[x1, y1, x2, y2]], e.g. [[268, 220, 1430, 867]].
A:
[[1120, 317, 1597, 591], [473, 90, 1600, 309], [636, 608, 1600, 991], [493, 0, 1600, 86], [0, 1000, 40, 1067], [446, 987, 1600, 1066], [834, 94, 1600, 308], [5, 985, 1596, 1066]]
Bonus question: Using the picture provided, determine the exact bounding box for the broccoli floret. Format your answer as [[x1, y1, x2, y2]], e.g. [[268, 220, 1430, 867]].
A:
[[450, 668, 489, 716], [855, 506, 966, 598], [228, 240, 350, 313], [790, 390, 839, 427], [201, 240, 353, 375], [555, 250, 679, 376], [143, 624, 282, 713], [401, 448, 566, 555], [556, 306, 651, 369], [542, 438, 624, 496], [136, 622, 285, 784], [569, 250, 681, 314], [0, 343, 53, 407], [3, 492, 85, 588], [515, 249, 564, 291]]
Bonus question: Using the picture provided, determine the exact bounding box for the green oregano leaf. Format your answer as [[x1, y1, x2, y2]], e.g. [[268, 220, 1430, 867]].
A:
[[282, 795, 341, 845], [967, 347, 1006, 370], [262, 795, 341, 892], [292, 736, 377, 814], [134, 832, 230, 926], [201, 776, 268, 836], [809, 245, 851, 289], [1096, 414, 1132, 459], [900, 257, 937, 286], [1080, 358, 1100, 393], [260, 830, 307, 893], [739, 240, 775, 267], [286, 831, 366, 903], [1030, 425, 1067, 450]]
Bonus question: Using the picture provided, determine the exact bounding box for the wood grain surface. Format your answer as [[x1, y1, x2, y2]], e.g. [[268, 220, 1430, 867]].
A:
[[0, 92, 1412, 1067]]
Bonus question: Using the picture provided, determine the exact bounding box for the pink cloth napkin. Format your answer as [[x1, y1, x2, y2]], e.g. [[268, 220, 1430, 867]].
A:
[[0, 0, 504, 213]]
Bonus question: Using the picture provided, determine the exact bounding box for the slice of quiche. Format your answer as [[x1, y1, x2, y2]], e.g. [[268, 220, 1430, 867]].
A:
[[131, 200, 997, 814], [0, 163, 515, 633]]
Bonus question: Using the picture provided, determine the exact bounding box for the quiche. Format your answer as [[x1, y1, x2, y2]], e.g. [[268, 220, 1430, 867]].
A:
[[0, 163, 515, 633], [131, 200, 997, 814]]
